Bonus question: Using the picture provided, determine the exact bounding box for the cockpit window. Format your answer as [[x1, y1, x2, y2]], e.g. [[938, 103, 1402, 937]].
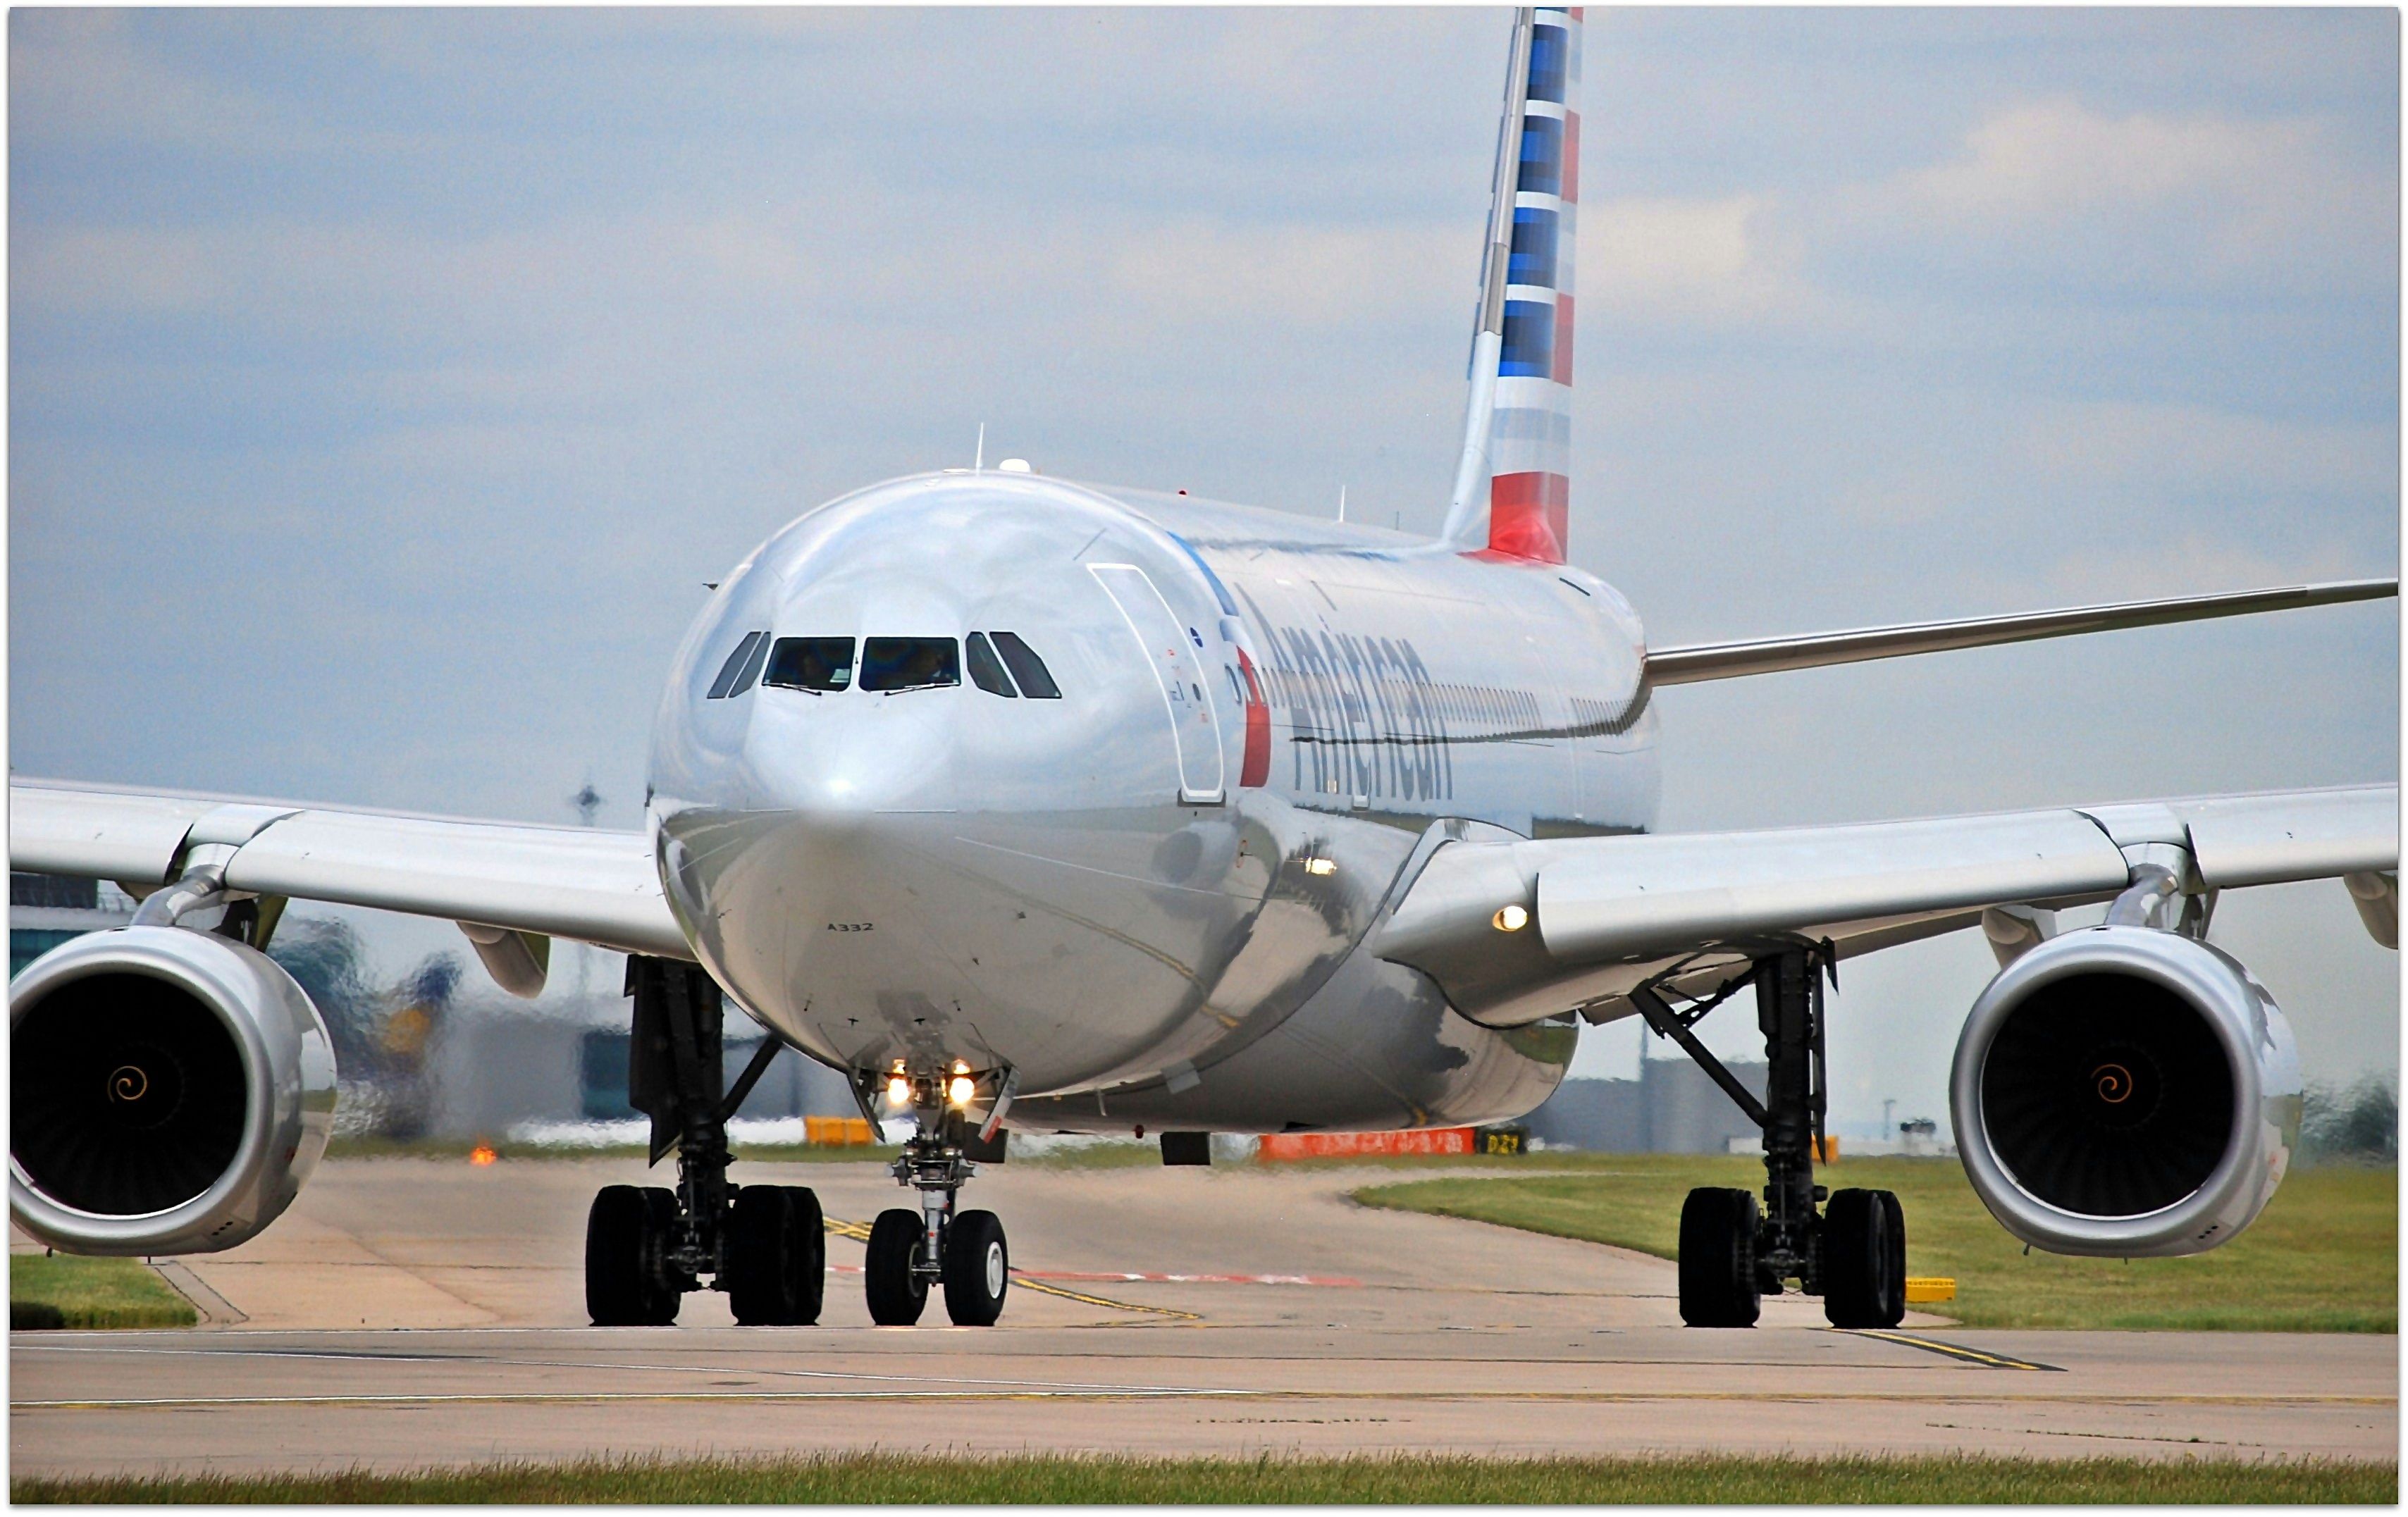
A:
[[726, 630, 772, 697], [707, 631, 765, 700], [965, 633, 1017, 698], [763, 636, 856, 693], [989, 632, 1061, 699], [859, 637, 960, 693]]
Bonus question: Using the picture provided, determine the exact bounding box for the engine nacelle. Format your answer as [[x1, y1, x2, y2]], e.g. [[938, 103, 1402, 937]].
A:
[[1951, 924, 2299, 1258], [10, 926, 337, 1256]]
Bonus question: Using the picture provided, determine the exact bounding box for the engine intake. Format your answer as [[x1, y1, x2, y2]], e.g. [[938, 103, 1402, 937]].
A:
[[10, 926, 335, 1256], [1951, 924, 2298, 1258]]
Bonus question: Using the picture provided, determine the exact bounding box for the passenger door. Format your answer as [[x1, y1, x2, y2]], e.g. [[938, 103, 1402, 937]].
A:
[[1089, 564, 1227, 805]]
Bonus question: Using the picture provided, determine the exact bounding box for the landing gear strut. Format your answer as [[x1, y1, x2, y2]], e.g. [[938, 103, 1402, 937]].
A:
[[861, 1075, 1010, 1327], [1637, 944, 1905, 1330], [584, 958, 825, 1326]]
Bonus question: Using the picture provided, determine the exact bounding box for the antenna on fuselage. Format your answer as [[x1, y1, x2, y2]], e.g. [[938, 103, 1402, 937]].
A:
[[1337, 485, 1347, 524], [974, 423, 985, 473]]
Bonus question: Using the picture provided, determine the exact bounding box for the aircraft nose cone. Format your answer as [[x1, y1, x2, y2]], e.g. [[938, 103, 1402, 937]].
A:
[[746, 686, 957, 821]]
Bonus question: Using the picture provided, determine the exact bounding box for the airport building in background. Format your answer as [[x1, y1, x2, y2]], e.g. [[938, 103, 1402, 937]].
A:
[[1523, 1058, 1767, 1155], [428, 941, 860, 1141], [10, 872, 133, 976]]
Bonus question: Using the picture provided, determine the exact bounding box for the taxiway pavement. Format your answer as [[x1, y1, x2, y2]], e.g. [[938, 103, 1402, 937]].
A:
[[11, 1156, 2396, 1476]]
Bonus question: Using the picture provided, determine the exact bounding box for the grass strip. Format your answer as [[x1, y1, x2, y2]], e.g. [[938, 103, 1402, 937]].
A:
[[10, 1253, 198, 1331], [1355, 1156, 2397, 1332], [13, 1451, 2396, 1504]]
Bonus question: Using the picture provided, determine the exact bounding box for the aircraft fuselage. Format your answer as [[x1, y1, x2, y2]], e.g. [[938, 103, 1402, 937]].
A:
[[648, 471, 1660, 1131]]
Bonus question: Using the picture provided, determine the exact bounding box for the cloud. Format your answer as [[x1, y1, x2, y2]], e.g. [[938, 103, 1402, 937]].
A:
[[1574, 96, 2397, 358], [1853, 97, 2395, 298], [1104, 216, 1467, 330], [2012, 397, 2394, 506], [1579, 193, 1817, 328], [8, 10, 277, 152]]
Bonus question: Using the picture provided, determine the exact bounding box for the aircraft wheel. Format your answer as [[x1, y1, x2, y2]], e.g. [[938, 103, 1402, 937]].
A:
[[865, 1207, 928, 1325], [586, 1184, 679, 1326], [780, 1186, 827, 1325], [727, 1185, 822, 1325], [1677, 1187, 1761, 1328], [1822, 1188, 1906, 1328], [942, 1209, 1009, 1327]]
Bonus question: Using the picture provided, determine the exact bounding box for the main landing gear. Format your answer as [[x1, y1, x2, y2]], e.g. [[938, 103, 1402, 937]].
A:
[[861, 1070, 1011, 1327], [584, 958, 825, 1326], [1635, 944, 1906, 1330]]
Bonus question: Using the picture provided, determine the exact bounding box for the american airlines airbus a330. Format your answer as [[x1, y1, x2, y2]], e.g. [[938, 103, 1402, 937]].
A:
[[12, 9, 2399, 1333]]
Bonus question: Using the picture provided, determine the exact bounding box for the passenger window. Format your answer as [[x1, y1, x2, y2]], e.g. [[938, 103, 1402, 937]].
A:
[[860, 637, 960, 693], [965, 633, 1018, 698], [989, 632, 1061, 699], [707, 631, 765, 700], [763, 636, 856, 693]]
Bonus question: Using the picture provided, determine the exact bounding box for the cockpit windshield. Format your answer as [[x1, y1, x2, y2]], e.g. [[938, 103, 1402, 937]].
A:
[[989, 632, 1061, 698], [763, 637, 856, 693], [859, 638, 961, 693], [965, 633, 1017, 698]]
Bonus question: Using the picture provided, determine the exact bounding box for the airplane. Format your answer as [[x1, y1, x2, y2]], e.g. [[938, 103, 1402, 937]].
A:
[[9, 7, 2397, 1334]]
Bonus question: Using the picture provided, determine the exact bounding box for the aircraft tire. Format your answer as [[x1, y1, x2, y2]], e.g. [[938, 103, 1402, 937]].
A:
[[1821, 1188, 1906, 1329], [781, 1185, 827, 1325], [636, 1187, 684, 1323], [586, 1184, 679, 1326], [1677, 1187, 1761, 1328], [727, 1185, 817, 1325], [941, 1209, 1009, 1327], [865, 1207, 928, 1325]]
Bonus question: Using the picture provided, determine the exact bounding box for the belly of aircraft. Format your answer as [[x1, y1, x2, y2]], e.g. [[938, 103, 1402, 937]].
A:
[[661, 800, 1366, 1094]]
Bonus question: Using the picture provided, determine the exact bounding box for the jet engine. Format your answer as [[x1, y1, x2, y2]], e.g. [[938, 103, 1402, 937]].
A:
[[10, 925, 336, 1256], [1951, 924, 2299, 1258]]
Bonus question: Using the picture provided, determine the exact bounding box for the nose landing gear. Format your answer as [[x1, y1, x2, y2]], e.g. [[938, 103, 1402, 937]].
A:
[[862, 1075, 1011, 1327], [1637, 944, 1906, 1330]]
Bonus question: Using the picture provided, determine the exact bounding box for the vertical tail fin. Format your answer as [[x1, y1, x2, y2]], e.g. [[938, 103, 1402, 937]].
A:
[[1440, 6, 1580, 564]]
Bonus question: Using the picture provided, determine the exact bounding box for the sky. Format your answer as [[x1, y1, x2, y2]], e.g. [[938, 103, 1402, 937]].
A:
[[9, 7, 2399, 1132]]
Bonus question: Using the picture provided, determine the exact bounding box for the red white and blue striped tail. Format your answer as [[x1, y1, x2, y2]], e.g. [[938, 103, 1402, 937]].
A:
[[1440, 6, 1580, 565]]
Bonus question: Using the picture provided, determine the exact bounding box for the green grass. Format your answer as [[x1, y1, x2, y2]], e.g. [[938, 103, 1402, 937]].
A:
[[1355, 1156, 2397, 1332], [10, 1253, 198, 1330], [11, 1451, 2394, 1504]]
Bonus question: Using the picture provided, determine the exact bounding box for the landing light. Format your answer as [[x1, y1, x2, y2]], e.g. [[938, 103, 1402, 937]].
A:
[[947, 1074, 977, 1106], [885, 1075, 912, 1107], [1493, 904, 1529, 933], [1303, 857, 1336, 877]]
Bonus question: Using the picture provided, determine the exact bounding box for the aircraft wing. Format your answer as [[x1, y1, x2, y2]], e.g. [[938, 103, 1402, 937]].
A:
[[8, 778, 692, 962], [1646, 578, 2395, 685], [1372, 784, 2398, 1028]]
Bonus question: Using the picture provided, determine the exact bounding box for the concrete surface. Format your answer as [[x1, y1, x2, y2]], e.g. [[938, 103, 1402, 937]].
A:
[[10, 1156, 2396, 1477]]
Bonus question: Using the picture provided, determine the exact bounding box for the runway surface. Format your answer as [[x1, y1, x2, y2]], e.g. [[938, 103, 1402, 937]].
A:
[[11, 1156, 2397, 1477]]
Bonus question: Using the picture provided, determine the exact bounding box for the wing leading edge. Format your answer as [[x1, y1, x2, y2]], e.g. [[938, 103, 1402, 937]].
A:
[[1646, 578, 2395, 686], [1373, 784, 2398, 1029], [8, 779, 691, 962]]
